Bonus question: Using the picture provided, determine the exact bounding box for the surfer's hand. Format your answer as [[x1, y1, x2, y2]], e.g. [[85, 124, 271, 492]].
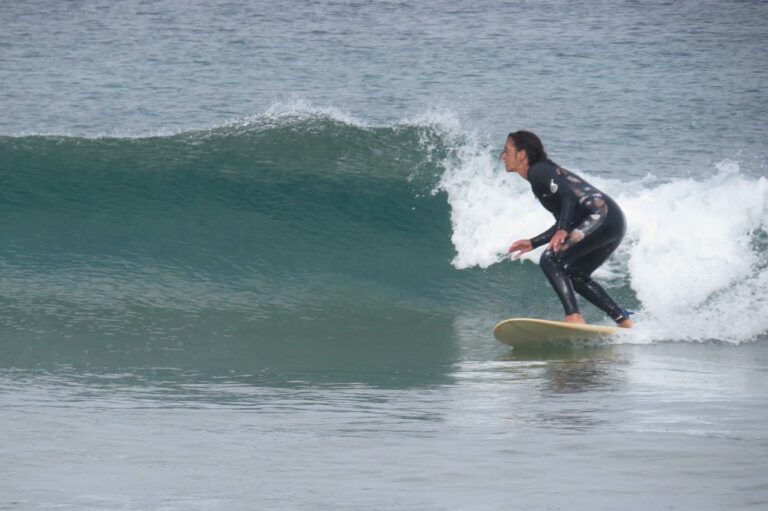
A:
[[508, 239, 532, 259], [548, 230, 569, 252]]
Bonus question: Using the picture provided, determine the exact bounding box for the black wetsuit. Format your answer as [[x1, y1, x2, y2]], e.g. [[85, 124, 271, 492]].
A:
[[527, 160, 629, 323]]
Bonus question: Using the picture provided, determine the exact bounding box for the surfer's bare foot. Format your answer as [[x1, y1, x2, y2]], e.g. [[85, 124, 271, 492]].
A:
[[563, 313, 586, 324], [617, 318, 633, 329]]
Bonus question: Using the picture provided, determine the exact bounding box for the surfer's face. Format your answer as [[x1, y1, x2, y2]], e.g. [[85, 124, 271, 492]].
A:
[[501, 139, 527, 174]]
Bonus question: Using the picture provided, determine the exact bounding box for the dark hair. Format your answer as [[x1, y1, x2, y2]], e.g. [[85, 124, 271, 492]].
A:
[[507, 131, 548, 166]]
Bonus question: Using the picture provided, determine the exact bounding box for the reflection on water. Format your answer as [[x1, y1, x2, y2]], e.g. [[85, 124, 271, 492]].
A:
[[448, 344, 629, 431], [542, 356, 622, 394], [496, 343, 626, 394]]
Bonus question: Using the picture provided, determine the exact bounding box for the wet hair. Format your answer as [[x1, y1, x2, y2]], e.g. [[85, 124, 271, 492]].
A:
[[506, 131, 548, 166]]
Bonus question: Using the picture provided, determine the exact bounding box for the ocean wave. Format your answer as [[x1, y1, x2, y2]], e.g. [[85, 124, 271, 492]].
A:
[[0, 107, 766, 360]]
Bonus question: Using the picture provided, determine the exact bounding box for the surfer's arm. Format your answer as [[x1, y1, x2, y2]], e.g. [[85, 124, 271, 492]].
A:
[[529, 224, 558, 249], [541, 193, 577, 252], [527, 164, 578, 249], [556, 192, 577, 231], [530, 200, 573, 250]]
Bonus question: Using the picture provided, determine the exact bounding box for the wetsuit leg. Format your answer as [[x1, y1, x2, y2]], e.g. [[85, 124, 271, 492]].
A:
[[539, 248, 580, 316], [565, 239, 629, 323], [538, 198, 629, 323]]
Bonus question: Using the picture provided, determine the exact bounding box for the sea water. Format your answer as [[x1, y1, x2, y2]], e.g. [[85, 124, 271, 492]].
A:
[[1, 1, 766, 509]]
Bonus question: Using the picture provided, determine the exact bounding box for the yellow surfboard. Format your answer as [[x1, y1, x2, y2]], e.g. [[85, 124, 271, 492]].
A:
[[493, 318, 619, 348]]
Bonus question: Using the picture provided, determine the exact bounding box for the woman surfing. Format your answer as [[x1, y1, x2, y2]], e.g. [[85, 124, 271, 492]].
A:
[[502, 131, 632, 328]]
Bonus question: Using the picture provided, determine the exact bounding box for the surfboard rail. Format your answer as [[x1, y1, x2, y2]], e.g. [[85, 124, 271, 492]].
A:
[[493, 317, 619, 347]]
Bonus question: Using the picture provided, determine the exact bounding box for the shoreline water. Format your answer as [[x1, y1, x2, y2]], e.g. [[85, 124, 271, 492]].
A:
[[2, 342, 766, 510]]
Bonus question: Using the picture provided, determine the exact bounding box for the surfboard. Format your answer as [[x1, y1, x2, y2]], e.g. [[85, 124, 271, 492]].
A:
[[493, 318, 619, 348]]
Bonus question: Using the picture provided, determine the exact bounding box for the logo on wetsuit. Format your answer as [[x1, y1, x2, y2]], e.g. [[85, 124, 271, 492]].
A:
[[549, 179, 558, 193]]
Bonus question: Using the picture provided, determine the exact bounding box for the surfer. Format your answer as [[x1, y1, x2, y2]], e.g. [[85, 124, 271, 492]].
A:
[[502, 131, 632, 328]]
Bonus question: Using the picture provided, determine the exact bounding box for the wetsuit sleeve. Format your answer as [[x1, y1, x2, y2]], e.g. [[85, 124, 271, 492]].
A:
[[556, 193, 577, 231], [530, 224, 558, 249]]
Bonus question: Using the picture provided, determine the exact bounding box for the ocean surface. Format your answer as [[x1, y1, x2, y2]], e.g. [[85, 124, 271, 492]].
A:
[[1, 1, 767, 509]]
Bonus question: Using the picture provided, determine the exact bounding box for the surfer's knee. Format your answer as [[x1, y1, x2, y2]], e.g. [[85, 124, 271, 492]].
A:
[[539, 249, 558, 271], [540, 250, 569, 280]]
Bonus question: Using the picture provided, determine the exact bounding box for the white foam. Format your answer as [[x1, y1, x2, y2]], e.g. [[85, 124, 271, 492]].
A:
[[438, 138, 768, 343], [436, 138, 554, 269], [615, 161, 768, 343]]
